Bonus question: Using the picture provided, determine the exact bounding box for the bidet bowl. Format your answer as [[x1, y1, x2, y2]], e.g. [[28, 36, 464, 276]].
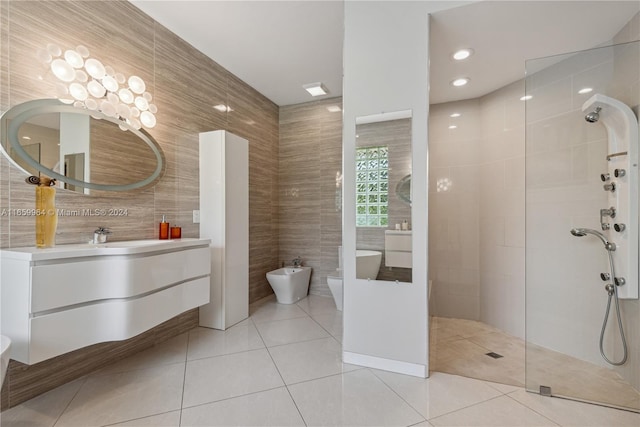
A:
[[266, 266, 312, 304]]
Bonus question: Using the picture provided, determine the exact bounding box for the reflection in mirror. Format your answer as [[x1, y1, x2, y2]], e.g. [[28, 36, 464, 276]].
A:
[[1, 99, 165, 193], [355, 110, 412, 283], [396, 173, 411, 205]]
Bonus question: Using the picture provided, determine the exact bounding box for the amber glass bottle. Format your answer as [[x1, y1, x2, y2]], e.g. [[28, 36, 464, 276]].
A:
[[159, 214, 169, 239]]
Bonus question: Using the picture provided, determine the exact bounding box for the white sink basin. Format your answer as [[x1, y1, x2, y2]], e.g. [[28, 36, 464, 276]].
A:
[[0, 238, 211, 261]]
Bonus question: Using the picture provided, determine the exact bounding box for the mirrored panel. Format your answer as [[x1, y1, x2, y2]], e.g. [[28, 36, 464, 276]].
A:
[[1, 99, 165, 193], [355, 110, 412, 283]]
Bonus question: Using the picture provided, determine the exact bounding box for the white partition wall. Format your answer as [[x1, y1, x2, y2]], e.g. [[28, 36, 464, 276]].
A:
[[342, 1, 464, 377], [199, 130, 249, 330]]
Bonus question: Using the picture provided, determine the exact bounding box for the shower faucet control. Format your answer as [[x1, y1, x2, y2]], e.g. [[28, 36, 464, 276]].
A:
[[615, 277, 626, 287], [600, 272, 611, 281], [614, 223, 626, 232], [614, 168, 626, 178], [600, 173, 610, 182], [603, 182, 616, 192], [600, 207, 616, 218], [600, 207, 616, 231]]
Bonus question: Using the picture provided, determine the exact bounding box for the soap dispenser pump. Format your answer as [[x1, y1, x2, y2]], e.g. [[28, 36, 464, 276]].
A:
[[159, 215, 169, 240]]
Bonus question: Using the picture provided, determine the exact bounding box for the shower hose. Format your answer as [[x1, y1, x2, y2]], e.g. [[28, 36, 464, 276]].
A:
[[600, 250, 628, 366]]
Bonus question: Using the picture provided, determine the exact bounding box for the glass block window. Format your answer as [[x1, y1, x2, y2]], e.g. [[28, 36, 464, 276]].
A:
[[356, 146, 388, 227]]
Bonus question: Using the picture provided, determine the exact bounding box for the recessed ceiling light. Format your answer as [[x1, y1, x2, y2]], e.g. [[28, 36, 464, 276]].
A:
[[22, 136, 31, 140], [303, 82, 328, 97], [449, 113, 461, 118], [520, 95, 533, 101], [327, 105, 341, 113], [452, 48, 474, 61], [451, 78, 469, 87], [448, 125, 457, 129], [578, 87, 593, 94]]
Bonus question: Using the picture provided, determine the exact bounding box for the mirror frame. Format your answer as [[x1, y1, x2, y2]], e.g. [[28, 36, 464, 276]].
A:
[[1, 99, 165, 192]]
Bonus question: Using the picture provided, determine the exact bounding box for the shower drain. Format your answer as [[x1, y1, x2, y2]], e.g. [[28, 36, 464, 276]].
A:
[[485, 352, 503, 359]]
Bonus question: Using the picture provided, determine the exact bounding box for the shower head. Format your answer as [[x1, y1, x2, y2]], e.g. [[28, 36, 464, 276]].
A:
[[570, 228, 616, 251], [585, 106, 602, 123]]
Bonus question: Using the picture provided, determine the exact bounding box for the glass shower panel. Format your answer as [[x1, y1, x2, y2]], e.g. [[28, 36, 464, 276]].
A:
[[525, 41, 640, 412]]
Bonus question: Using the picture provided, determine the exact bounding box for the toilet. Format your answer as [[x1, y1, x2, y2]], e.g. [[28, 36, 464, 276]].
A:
[[327, 246, 344, 311], [327, 272, 343, 311], [1, 335, 11, 387], [266, 266, 312, 304]]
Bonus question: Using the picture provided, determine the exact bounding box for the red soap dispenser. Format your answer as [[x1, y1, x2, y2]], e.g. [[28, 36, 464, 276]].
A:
[[159, 214, 169, 240]]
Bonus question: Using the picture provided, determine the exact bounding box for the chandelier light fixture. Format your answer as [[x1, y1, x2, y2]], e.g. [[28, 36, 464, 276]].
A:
[[38, 43, 158, 130]]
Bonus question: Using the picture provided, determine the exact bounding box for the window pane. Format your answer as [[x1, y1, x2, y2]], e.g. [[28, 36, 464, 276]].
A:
[[356, 145, 389, 228]]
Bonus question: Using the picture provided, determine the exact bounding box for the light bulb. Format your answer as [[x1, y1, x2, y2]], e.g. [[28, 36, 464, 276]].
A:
[[87, 80, 106, 98], [143, 92, 152, 101], [115, 73, 125, 84], [117, 104, 132, 120], [140, 111, 156, 128], [107, 92, 119, 105], [102, 75, 118, 92], [135, 96, 149, 111], [105, 66, 115, 77], [85, 58, 106, 79], [128, 76, 146, 94], [69, 83, 88, 101], [51, 59, 75, 82], [76, 45, 90, 58], [129, 117, 141, 130], [64, 50, 84, 68], [100, 100, 117, 117], [118, 88, 134, 104], [130, 107, 140, 118], [148, 104, 158, 114], [75, 70, 88, 83], [84, 98, 98, 110], [55, 83, 69, 97]]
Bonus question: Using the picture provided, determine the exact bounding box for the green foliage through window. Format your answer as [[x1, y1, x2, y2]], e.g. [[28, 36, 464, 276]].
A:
[[356, 146, 388, 227]]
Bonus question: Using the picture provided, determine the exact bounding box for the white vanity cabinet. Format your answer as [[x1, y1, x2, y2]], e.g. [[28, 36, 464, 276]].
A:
[[385, 230, 412, 268], [0, 239, 211, 365]]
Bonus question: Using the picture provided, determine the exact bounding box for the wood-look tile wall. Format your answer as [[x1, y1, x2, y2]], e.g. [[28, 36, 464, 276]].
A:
[[0, 0, 279, 408], [279, 98, 342, 296]]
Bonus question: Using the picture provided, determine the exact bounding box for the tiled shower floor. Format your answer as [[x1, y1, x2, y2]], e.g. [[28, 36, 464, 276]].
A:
[[430, 316, 640, 412]]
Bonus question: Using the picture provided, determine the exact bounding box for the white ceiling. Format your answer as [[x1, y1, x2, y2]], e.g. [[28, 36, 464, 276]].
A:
[[130, 1, 640, 107]]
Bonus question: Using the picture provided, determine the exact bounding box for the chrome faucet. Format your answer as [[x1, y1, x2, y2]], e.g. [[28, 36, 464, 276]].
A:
[[292, 256, 302, 267], [93, 227, 111, 244]]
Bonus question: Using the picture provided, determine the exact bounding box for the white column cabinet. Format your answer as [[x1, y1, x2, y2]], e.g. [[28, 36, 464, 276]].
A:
[[198, 130, 249, 330]]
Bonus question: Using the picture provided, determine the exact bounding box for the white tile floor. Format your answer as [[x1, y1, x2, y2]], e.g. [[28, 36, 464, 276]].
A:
[[1, 295, 639, 427]]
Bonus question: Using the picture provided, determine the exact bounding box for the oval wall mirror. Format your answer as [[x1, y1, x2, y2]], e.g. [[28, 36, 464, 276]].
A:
[[0, 99, 165, 193], [396, 173, 411, 205]]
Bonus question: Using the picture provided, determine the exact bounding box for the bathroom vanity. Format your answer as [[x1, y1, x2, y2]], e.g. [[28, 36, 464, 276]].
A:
[[384, 230, 412, 268], [0, 238, 211, 365]]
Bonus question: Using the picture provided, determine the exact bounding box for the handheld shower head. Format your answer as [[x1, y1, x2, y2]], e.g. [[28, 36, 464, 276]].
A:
[[570, 228, 616, 251], [585, 106, 602, 123], [570, 228, 587, 237]]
